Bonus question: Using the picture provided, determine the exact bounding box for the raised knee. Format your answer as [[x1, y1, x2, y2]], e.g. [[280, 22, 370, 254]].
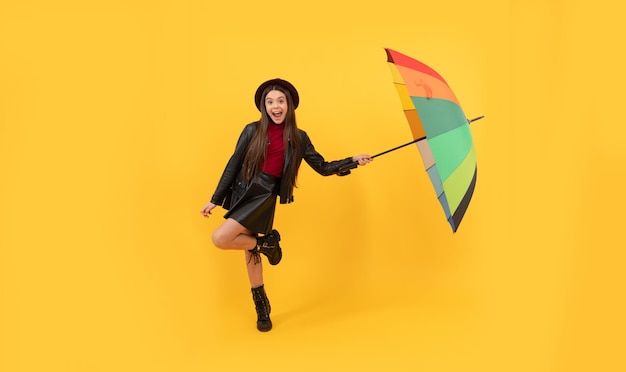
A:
[[211, 230, 228, 249]]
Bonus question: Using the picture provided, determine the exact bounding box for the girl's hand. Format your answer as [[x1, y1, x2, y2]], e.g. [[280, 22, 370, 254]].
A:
[[352, 154, 373, 166], [200, 202, 217, 218]]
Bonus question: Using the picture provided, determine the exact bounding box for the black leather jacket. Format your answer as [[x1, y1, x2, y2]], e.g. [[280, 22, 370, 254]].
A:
[[210, 122, 355, 207]]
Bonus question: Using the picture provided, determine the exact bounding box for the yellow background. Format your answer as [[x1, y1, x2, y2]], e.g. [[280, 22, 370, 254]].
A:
[[2, 0, 625, 371]]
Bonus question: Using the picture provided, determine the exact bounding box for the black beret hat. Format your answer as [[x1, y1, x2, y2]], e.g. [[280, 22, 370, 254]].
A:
[[254, 78, 299, 111]]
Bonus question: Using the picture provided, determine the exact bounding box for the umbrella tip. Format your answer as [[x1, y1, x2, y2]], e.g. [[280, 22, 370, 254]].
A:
[[384, 48, 394, 62]]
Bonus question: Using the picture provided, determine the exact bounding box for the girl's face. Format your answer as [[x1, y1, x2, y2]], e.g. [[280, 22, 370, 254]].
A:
[[264, 90, 288, 124]]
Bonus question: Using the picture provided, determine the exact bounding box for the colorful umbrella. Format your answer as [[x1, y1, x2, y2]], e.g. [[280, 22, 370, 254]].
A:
[[382, 48, 482, 232]]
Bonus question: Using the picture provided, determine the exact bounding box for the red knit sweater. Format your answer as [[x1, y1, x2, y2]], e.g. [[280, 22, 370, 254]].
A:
[[261, 123, 285, 177]]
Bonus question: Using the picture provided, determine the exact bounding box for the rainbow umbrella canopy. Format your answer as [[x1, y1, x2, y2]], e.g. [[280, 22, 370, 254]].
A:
[[384, 48, 480, 232]]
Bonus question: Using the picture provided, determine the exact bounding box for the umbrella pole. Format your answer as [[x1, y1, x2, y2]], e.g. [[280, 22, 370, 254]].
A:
[[372, 116, 484, 159], [336, 116, 483, 175], [371, 138, 422, 159]]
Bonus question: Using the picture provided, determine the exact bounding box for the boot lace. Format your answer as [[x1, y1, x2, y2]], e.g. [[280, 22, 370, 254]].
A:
[[249, 251, 261, 265]]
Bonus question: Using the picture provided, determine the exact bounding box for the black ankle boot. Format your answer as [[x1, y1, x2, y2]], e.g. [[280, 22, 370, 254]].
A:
[[251, 285, 272, 332], [249, 229, 282, 265]]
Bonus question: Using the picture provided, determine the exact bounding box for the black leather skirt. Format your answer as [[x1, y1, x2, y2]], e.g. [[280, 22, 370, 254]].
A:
[[224, 172, 279, 235]]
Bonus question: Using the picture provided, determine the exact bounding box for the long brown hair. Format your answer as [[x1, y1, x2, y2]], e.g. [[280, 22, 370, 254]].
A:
[[241, 84, 301, 189]]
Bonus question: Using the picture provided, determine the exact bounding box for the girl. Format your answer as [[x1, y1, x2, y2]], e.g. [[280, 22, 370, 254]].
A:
[[201, 78, 371, 332]]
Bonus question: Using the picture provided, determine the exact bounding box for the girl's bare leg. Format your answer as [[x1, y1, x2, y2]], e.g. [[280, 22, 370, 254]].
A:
[[211, 218, 256, 250], [245, 251, 264, 288], [211, 218, 263, 287], [211, 218, 272, 331]]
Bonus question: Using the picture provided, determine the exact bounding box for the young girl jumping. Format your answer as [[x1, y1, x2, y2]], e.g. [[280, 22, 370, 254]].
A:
[[201, 78, 371, 331]]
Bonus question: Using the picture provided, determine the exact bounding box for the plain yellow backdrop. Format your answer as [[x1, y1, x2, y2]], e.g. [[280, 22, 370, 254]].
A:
[[2, 0, 625, 371]]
